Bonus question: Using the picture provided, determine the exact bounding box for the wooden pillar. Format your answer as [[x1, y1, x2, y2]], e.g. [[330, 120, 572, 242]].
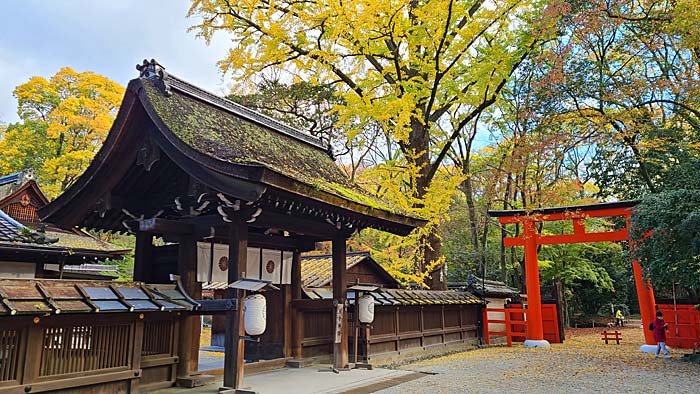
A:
[[129, 317, 145, 393], [523, 220, 547, 346], [332, 234, 348, 369], [223, 220, 248, 389], [177, 234, 201, 377], [283, 284, 293, 357], [290, 251, 302, 358], [133, 232, 153, 282], [394, 306, 400, 352]]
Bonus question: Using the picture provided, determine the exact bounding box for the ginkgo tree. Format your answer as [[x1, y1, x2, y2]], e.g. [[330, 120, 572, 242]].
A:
[[188, 0, 567, 287], [0, 67, 124, 198]]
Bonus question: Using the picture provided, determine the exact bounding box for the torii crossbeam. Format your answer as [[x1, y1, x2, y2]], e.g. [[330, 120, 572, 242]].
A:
[[489, 201, 658, 351]]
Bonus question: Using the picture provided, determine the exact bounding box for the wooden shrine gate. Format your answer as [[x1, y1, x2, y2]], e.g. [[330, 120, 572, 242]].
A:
[[657, 304, 700, 349], [483, 304, 561, 346]]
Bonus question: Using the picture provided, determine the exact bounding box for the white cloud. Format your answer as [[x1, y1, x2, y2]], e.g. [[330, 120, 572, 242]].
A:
[[0, 0, 232, 123]]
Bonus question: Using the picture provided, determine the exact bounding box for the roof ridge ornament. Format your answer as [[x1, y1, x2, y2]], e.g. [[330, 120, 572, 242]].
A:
[[136, 59, 172, 96]]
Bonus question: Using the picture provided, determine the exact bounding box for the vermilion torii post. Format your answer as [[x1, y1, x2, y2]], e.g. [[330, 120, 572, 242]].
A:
[[489, 201, 657, 351]]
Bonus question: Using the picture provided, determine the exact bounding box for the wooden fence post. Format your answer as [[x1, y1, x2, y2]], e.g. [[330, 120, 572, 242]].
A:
[[395, 307, 400, 352], [129, 318, 145, 393]]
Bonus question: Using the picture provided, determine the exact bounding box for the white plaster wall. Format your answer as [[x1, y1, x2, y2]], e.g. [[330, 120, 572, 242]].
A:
[[486, 297, 509, 334]]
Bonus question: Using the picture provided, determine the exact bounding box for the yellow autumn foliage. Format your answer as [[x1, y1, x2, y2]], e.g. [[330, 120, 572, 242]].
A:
[[0, 67, 124, 199]]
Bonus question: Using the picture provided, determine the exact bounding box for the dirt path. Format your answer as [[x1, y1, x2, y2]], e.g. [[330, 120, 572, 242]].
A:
[[378, 327, 699, 394]]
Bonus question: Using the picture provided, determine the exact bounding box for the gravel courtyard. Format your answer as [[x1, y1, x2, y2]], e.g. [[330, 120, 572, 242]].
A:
[[378, 327, 699, 394]]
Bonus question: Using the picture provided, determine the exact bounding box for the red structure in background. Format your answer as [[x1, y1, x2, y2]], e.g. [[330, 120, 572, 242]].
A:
[[657, 304, 700, 349], [483, 304, 560, 346], [489, 201, 659, 350]]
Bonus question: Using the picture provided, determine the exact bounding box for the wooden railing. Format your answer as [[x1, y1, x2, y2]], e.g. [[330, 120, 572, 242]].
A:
[[0, 314, 179, 394], [40, 324, 131, 376], [482, 307, 526, 346], [483, 304, 562, 346], [142, 319, 175, 357], [292, 301, 480, 359], [365, 305, 479, 356], [0, 328, 21, 383]]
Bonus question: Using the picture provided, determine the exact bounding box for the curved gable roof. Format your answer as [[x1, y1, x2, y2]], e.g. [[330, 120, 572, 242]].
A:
[[141, 78, 398, 213], [40, 60, 425, 236]]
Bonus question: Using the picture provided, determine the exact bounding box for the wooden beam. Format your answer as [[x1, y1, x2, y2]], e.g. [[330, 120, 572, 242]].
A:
[[134, 218, 194, 235], [283, 284, 293, 358], [291, 251, 302, 359], [176, 234, 201, 378], [223, 218, 248, 390], [129, 317, 145, 393], [210, 231, 318, 252], [183, 213, 336, 242], [253, 210, 341, 239], [332, 235, 348, 369]]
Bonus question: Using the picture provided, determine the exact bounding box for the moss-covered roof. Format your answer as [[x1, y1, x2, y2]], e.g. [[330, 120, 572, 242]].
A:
[[141, 78, 402, 214], [46, 231, 129, 253], [0, 209, 56, 244]]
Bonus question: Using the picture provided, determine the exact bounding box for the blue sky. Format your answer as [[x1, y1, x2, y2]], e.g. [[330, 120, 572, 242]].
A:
[[0, 0, 231, 123]]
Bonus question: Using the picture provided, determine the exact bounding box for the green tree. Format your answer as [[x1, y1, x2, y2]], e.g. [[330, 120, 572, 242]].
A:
[[630, 162, 700, 297]]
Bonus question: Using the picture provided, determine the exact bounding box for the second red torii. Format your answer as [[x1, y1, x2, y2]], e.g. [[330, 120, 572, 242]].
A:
[[489, 200, 658, 350]]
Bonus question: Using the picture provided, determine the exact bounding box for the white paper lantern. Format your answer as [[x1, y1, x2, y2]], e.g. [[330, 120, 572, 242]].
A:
[[244, 294, 266, 336], [358, 294, 375, 324]]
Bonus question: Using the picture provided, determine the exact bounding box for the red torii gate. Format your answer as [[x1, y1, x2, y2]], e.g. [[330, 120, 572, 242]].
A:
[[489, 201, 658, 350]]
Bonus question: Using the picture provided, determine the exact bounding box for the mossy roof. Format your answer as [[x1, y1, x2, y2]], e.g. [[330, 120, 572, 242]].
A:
[[141, 78, 404, 215], [45, 230, 129, 253], [1, 207, 127, 256]]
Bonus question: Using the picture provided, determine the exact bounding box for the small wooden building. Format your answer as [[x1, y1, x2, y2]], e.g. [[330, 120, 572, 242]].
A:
[[0, 278, 196, 394], [301, 251, 400, 289], [37, 59, 425, 392], [0, 171, 128, 280], [450, 275, 519, 343]]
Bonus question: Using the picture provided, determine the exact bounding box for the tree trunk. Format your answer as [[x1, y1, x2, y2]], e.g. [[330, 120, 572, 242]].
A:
[[406, 117, 446, 289], [500, 173, 513, 283]]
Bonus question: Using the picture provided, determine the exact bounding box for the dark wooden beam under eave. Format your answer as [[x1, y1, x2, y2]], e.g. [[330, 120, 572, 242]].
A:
[[183, 211, 342, 240], [251, 210, 343, 240], [136, 216, 318, 251], [134, 218, 194, 235], [213, 232, 317, 252]]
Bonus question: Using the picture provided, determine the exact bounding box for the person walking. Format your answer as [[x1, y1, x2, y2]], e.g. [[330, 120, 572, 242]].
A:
[[615, 309, 624, 327], [652, 311, 671, 358]]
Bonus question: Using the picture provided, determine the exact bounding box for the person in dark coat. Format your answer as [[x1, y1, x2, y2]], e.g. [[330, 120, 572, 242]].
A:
[[652, 311, 671, 358]]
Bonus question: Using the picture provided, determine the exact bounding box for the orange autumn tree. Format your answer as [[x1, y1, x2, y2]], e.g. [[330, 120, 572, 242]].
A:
[[0, 68, 124, 198]]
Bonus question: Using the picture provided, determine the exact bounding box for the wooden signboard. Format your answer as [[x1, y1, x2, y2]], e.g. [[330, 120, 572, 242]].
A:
[[334, 303, 344, 344]]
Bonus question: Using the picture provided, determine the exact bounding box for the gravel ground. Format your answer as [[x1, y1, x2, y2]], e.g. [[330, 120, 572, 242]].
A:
[[378, 327, 699, 394]]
